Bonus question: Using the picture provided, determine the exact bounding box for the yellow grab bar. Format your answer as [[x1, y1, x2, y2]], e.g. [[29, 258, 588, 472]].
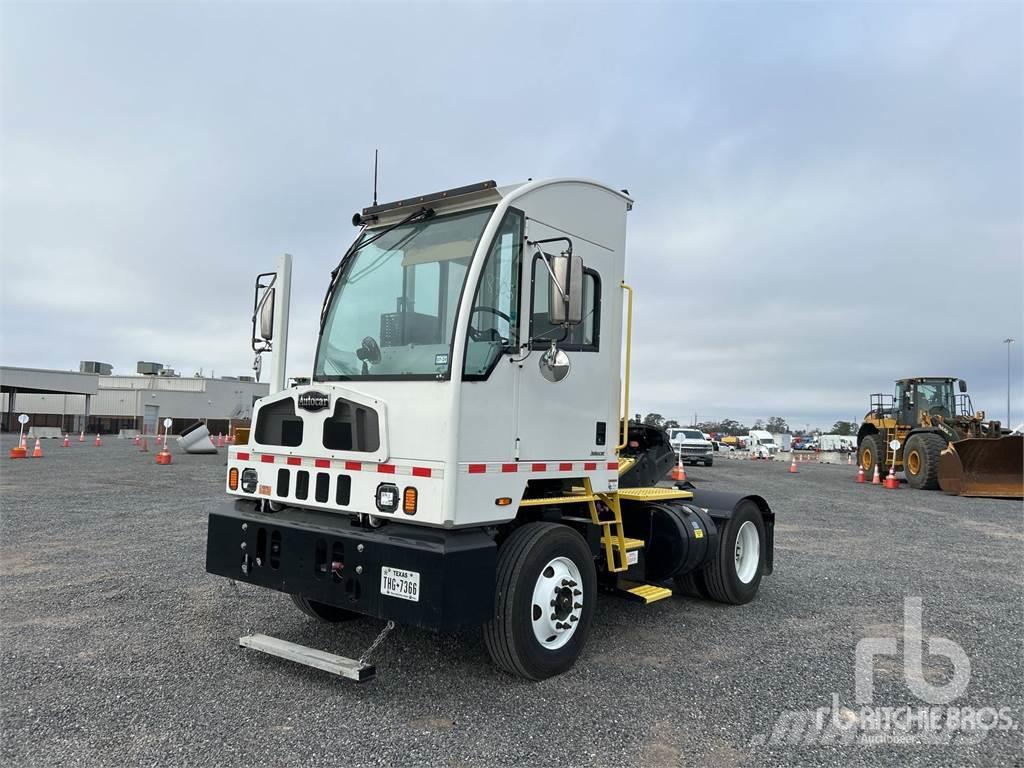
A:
[[617, 281, 633, 452]]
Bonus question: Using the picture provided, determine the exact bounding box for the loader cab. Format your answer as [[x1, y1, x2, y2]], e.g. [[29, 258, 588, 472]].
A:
[[896, 377, 959, 427]]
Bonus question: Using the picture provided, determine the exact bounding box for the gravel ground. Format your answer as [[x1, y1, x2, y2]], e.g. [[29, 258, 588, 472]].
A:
[[1, 436, 1022, 767]]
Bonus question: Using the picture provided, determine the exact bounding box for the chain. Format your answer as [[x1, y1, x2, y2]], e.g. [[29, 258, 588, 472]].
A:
[[358, 620, 396, 665]]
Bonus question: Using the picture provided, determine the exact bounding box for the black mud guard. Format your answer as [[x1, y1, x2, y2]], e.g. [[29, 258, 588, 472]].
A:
[[676, 486, 775, 575]]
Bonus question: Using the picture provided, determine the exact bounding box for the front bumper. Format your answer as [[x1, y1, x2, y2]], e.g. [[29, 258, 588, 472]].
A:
[[206, 500, 496, 631]]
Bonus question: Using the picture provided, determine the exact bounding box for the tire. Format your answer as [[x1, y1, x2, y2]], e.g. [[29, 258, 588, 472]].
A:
[[483, 523, 596, 681], [858, 434, 887, 477], [290, 594, 359, 623], [704, 458, 713, 467], [673, 571, 709, 599], [675, 501, 765, 605], [903, 433, 946, 490]]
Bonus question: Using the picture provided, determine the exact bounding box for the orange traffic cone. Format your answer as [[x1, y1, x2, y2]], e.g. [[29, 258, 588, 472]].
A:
[[789, 455, 798, 473], [134, 434, 141, 446], [9, 443, 26, 459], [671, 457, 686, 482], [871, 465, 881, 485], [155, 444, 172, 465], [20, 434, 27, 449], [884, 465, 899, 489], [31, 438, 43, 458], [79, 430, 85, 443], [217, 432, 224, 448], [63, 434, 70, 448], [857, 466, 865, 483], [847, 453, 853, 465], [94, 433, 102, 447]]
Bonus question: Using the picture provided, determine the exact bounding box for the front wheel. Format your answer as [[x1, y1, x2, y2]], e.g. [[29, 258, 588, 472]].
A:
[[704, 458, 713, 467], [903, 433, 946, 490], [483, 523, 596, 680]]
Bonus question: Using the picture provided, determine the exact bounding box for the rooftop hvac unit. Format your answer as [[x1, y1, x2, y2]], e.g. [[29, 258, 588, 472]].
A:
[[137, 361, 164, 376], [79, 361, 113, 375]]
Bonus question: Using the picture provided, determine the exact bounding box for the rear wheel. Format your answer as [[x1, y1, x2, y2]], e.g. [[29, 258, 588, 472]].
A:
[[903, 433, 946, 490], [673, 501, 765, 605], [483, 523, 596, 680], [290, 594, 359, 623], [859, 434, 887, 477]]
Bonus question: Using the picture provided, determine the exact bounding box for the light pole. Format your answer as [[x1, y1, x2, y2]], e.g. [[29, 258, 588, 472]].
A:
[[1004, 338, 1015, 426]]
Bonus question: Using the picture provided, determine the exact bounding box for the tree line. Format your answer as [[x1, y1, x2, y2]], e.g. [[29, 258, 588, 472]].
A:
[[636, 413, 859, 437]]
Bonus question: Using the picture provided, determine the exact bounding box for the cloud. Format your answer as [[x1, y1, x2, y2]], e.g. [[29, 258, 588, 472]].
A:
[[1, 1, 1021, 429]]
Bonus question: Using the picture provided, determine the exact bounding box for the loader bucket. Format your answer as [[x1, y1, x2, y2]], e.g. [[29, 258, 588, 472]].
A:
[[937, 435, 1023, 498]]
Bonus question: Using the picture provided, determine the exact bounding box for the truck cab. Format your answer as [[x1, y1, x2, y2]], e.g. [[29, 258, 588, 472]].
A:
[[206, 178, 774, 681]]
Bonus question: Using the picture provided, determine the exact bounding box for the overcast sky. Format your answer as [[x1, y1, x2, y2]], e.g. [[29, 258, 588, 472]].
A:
[[2, 1, 1021, 429]]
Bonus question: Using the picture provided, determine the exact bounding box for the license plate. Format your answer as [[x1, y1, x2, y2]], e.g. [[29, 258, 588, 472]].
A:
[[380, 566, 420, 602]]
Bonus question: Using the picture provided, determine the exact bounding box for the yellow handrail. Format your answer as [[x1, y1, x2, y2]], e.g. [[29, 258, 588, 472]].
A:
[[617, 281, 634, 452]]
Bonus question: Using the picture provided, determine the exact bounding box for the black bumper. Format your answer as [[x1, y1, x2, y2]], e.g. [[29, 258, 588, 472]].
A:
[[206, 501, 496, 632]]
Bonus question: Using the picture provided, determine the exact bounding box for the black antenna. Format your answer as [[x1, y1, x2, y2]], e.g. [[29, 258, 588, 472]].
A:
[[372, 149, 379, 206]]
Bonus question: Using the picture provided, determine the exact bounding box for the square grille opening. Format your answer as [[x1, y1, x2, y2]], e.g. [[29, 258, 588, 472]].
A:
[[315, 472, 330, 503], [295, 470, 309, 500], [323, 400, 380, 452], [336, 474, 352, 506], [254, 399, 303, 447]]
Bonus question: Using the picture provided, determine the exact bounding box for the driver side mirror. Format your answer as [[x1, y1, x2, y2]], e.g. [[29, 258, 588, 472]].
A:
[[257, 287, 275, 341], [959, 379, 968, 393], [548, 252, 584, 326]]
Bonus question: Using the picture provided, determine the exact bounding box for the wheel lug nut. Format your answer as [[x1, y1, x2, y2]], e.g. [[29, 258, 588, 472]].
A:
[[570, 615, 578, 622], [574, 602, 582, 609], [573, 589, 582, 596]]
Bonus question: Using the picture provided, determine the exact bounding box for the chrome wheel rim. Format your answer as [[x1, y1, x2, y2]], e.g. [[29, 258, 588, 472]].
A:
[[531, 556, 583, 649], [734, 521, 760, 584]]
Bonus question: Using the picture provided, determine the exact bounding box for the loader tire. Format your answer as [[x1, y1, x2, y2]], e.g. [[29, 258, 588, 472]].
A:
[[483, 523, 596, 681], [290, 594, 359, 623], [859, 434, 887, 477], [903, 433, 946, 490], [694, 501, 766, 605]]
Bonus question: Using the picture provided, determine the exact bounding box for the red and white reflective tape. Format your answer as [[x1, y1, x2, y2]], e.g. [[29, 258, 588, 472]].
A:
[[460, 461, 619, 474], [232, 451, 444, 479]]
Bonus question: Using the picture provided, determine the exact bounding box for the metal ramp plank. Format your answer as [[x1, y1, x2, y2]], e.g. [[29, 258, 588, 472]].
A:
[[239, 634, 376, 682]]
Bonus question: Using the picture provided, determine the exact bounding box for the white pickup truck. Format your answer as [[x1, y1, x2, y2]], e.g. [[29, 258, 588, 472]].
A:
[[669, 427, 714, 467]]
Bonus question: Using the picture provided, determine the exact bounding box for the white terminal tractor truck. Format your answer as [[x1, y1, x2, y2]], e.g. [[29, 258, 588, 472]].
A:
[[206, 178, 775, 681]]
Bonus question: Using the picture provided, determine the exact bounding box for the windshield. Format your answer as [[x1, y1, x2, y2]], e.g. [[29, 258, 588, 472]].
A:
[[315, 208, 493, 379], [679, 430, 704, 440], [914, 380, 955, 415], [759, 438, 775, 445]]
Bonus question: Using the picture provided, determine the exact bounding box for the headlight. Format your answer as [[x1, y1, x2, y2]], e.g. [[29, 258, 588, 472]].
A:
[[375, 483, 399, 513], [240, 468, 258, 494]]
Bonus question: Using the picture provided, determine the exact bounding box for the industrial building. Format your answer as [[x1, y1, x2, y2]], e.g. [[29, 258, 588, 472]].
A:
[[1, 362, 268, 436]]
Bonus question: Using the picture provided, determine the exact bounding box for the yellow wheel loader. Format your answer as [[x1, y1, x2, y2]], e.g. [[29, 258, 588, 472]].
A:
[[857, 377, 1022, 498]]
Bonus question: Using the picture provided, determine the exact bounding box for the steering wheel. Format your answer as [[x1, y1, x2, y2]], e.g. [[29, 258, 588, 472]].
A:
[[468, 306, 512, 343], [356, 336, 381, 374]]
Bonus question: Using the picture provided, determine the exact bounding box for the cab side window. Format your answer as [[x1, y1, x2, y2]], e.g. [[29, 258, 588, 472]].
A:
[[529, 255, 600, 351], [463, 210, 522, 377]]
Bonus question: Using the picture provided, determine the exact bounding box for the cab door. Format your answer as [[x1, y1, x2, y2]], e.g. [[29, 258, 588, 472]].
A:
[[513, 220, 616, 462]]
